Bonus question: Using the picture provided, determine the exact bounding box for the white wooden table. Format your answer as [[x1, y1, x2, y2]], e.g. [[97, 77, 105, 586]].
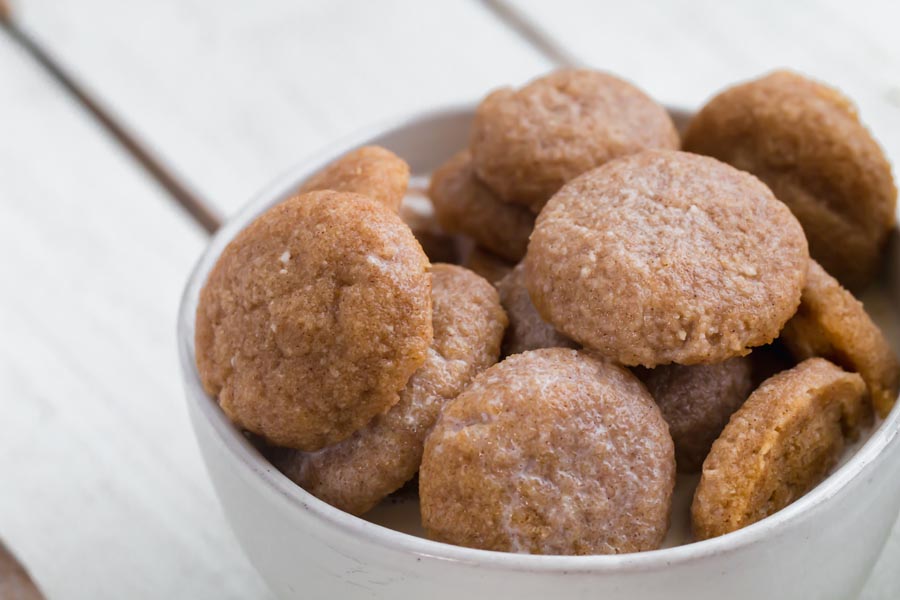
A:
[[0, 1, 897, 598]]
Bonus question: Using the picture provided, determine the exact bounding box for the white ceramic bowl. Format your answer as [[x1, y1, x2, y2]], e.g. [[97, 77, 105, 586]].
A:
[[178, 105, 900, 600]]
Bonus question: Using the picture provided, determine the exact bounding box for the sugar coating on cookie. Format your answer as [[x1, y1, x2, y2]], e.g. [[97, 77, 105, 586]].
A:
[[429, 150, 535, 262], [470, 69, 679, 212], [300, 146, 410, 212], [496, 263, 576, 356], [692, 358, 866, 540], [195, 191, 433, 451], [683, 70, 897, 289], [274, 264, 507, 515], [525, 150, 809, 366], [420, 349, 675, 555], [782, 260, 900, 418], [636, 357, 753, 473]]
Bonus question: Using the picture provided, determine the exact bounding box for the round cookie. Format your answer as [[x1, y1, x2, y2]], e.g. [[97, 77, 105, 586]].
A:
[[496, 262, 577, 356], [635, 357, 754, 473], [692, 358, 867, 540], [420, 349, 675, 555], [782, 259, 900, 418], [429, 150, 534, 262], [470, 69, 679, 212], [461, 245, 514, 285], [525, 150, 809, 366], [195, 191, 433, 451], [683, 70, 897, 289], [300, 145, 410, 212], [274, 264, 507, 515]]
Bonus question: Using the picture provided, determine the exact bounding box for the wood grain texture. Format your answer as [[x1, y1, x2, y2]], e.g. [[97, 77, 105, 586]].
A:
[[14, 0, 552, 217], [505, 0, 900, 163], [0, 32, 272, 599]]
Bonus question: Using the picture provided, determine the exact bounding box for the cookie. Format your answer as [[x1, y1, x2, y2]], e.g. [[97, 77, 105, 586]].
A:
[[525, 150, 809, 366], [496, 262, 576, 356], [692, 358, 866, 540], [461, 245, 514, 285], [429, 150, 534, 262], [274, 264, 507, 515], [470, 69, 679, 212], [300, 145, 410, 212], [782, 259, 900, 418], [420, 349, 675, 555], [195, 191, 432, 451], [635, 357, 754, 473], [683, 70, 897, 289]]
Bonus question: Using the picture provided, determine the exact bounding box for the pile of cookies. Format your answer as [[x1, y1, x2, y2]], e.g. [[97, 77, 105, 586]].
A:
[[195, 69, 900, 555]]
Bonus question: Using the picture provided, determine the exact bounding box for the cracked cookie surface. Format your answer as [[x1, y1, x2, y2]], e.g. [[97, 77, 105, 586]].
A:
[[420, 348, 675, 555], [471, 69, 679, 212], [195, 190, 432, 451], [275, 264, 506, 514], [525, 150, 809, 366]]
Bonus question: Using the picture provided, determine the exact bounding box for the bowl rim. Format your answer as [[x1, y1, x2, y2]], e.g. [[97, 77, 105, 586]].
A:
[[177, 102, 900, 574]]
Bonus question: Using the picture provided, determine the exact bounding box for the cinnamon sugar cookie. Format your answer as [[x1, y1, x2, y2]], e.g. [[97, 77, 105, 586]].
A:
[[496, 263, 576, 356], [420, 349, 675, 555], [274, 264, 506, 515], [300, 146, 410, 212], [636, 357, 754, 473], [525, 150, 809, 366], [782, 260, 900, 417], [195, 191, 432, 451], [471, 69, 679, 212], [692, 358, 866, 540], [683, 71, 897, 289], [429, 150, 534, 262]]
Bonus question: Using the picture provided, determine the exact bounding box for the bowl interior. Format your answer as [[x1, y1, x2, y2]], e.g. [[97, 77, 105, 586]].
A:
[[178, 104, 900, 569]]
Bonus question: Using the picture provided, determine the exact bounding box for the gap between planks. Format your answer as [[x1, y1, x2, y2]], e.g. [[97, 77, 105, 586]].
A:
[[0, 0, 576, 237]]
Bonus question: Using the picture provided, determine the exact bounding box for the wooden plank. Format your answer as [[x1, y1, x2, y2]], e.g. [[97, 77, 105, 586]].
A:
[[14, 0, 553, 217], [0, 33, 273, 599], [504, 0, 900, 161]]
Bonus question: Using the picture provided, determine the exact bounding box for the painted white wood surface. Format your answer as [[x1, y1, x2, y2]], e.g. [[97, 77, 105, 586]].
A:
[[0, 31, 275, 600], [506, 0, 900, 169], [2, 0, 899, 598], [13, 0, 552, 217]]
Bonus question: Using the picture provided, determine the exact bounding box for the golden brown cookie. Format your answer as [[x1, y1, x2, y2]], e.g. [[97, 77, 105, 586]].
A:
[[420, 349, 675, 555], [274, 264, 507, 515], [195, 191, 432, 451], [461, 246, 514, 285], [635, 357, 753, 473], [470, 69, 679, 212], [782, 259, 900, 418], [496, 262, 576, 356], [299, 146, 410, 212], [692, 358, 866, 540], [525, 150, 809, 366], [683, 71, 897, 289], [429, 150, 535, 262]]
